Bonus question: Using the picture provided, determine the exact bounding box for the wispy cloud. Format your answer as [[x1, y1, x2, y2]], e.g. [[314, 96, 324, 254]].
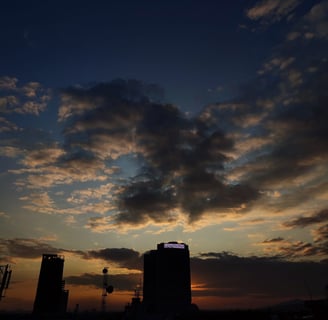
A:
[[284, 209, 328, 228], [246, 0, 301, 24], [0, 238, 60, 260]]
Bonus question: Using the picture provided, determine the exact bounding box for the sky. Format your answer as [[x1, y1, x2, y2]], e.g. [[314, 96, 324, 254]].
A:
[[1, 0, 328, 313]]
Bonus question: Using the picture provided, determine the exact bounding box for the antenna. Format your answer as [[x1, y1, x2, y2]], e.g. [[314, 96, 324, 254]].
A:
[[101, 267, 108, 313], [0, 264, 12, 301], [101, 267, 114, 313]]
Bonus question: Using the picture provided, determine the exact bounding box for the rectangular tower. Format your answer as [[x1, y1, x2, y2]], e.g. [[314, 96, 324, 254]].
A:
[[143, 242, 191, 313], [33, 254, 69, 314]]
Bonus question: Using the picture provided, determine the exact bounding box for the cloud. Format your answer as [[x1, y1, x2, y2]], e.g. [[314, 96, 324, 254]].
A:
[[313, 224, 328, 244], [0, 238, 60, 260], [57, 79, 259, 228], [32, 44, 328, 232], [262, 237, 285, 244], [284, 1, 328, 41], [9, 146, 111, 191], [0, 145, 22, 157], [246, 0, 301, 23], [304, 1, 328, 39], [258, 233, 328, 259], [0, 211, 9, 219], [76, 248, 143, 270], [20, 147, 65, 168], [283, 209, 328, 228], [2, 2, 328, 235], [191, 252, 328, 304], [258, 57, 295, 75], [0, 76, 18, 90], [0, 76, 51, 115], [280, 210, 328, 257], [58, 79, 163, 121], [65, 272, 141, 292], [0, 238, 142, 270]]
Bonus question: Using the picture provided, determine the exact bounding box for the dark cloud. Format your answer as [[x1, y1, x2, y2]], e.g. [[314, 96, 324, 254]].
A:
[[262, 237, 285, 244], [59, 79, 259, 225], [284, 209, 328, 228], [281, 209, 328, 257], [314, 224, 328, 244], [178, 169, 259, 221], [0, 238, 60, 260], [191, 252, 328, 301], [278, 241, 325, 258], [0, 238, 143, 271], [117, 176, 178, 224], [77, 248, 142, 270], [56, 14, 328, 228], [65, 272, 141, 292]]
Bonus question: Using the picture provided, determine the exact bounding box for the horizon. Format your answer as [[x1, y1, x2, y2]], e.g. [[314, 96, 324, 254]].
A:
[[1, 241, 327, 313]]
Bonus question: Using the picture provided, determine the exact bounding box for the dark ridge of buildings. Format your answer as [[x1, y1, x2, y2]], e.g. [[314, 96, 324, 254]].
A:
[[33, 254, 69, 315]]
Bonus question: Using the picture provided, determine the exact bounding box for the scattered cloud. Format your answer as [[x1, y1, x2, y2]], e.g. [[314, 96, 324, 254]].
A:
[[304, 1, 328, 39], [0, 76, 18, 90], [246, 0, 301, 24], [285, 1, 328, 41], [258, 56, 295, 75], [284, 209, 328, 228], [0, 76, 51, 115]]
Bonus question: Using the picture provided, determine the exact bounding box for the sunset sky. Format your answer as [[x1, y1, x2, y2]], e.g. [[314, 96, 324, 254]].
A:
[[1, 0, 328, 313]]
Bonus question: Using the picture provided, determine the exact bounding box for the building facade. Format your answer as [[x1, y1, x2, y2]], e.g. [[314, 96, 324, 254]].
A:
[[33, 254, 69, 314], [143, 242, 192, 313]]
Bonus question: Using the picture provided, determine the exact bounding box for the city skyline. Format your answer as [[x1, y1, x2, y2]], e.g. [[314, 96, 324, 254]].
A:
[[1, 0, 328, 313]]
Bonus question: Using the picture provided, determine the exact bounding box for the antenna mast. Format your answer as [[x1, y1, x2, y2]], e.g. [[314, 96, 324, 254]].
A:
[[101, 267, 114, 313], [0, 264, 12, 301], [101, 267, 108, 313]]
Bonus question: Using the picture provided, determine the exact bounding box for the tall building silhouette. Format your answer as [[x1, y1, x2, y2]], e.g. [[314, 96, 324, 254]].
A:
[[143, 242, 192, 313], [33, 254, 69, 314]]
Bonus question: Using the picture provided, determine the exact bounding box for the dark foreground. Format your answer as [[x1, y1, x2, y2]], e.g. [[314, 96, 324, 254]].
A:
[[0, 307, 327, 320]]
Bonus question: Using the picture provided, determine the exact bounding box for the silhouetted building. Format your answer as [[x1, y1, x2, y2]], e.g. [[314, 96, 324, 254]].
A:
[[143, 242, 192, 314], [33, 254, 69, 314]]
